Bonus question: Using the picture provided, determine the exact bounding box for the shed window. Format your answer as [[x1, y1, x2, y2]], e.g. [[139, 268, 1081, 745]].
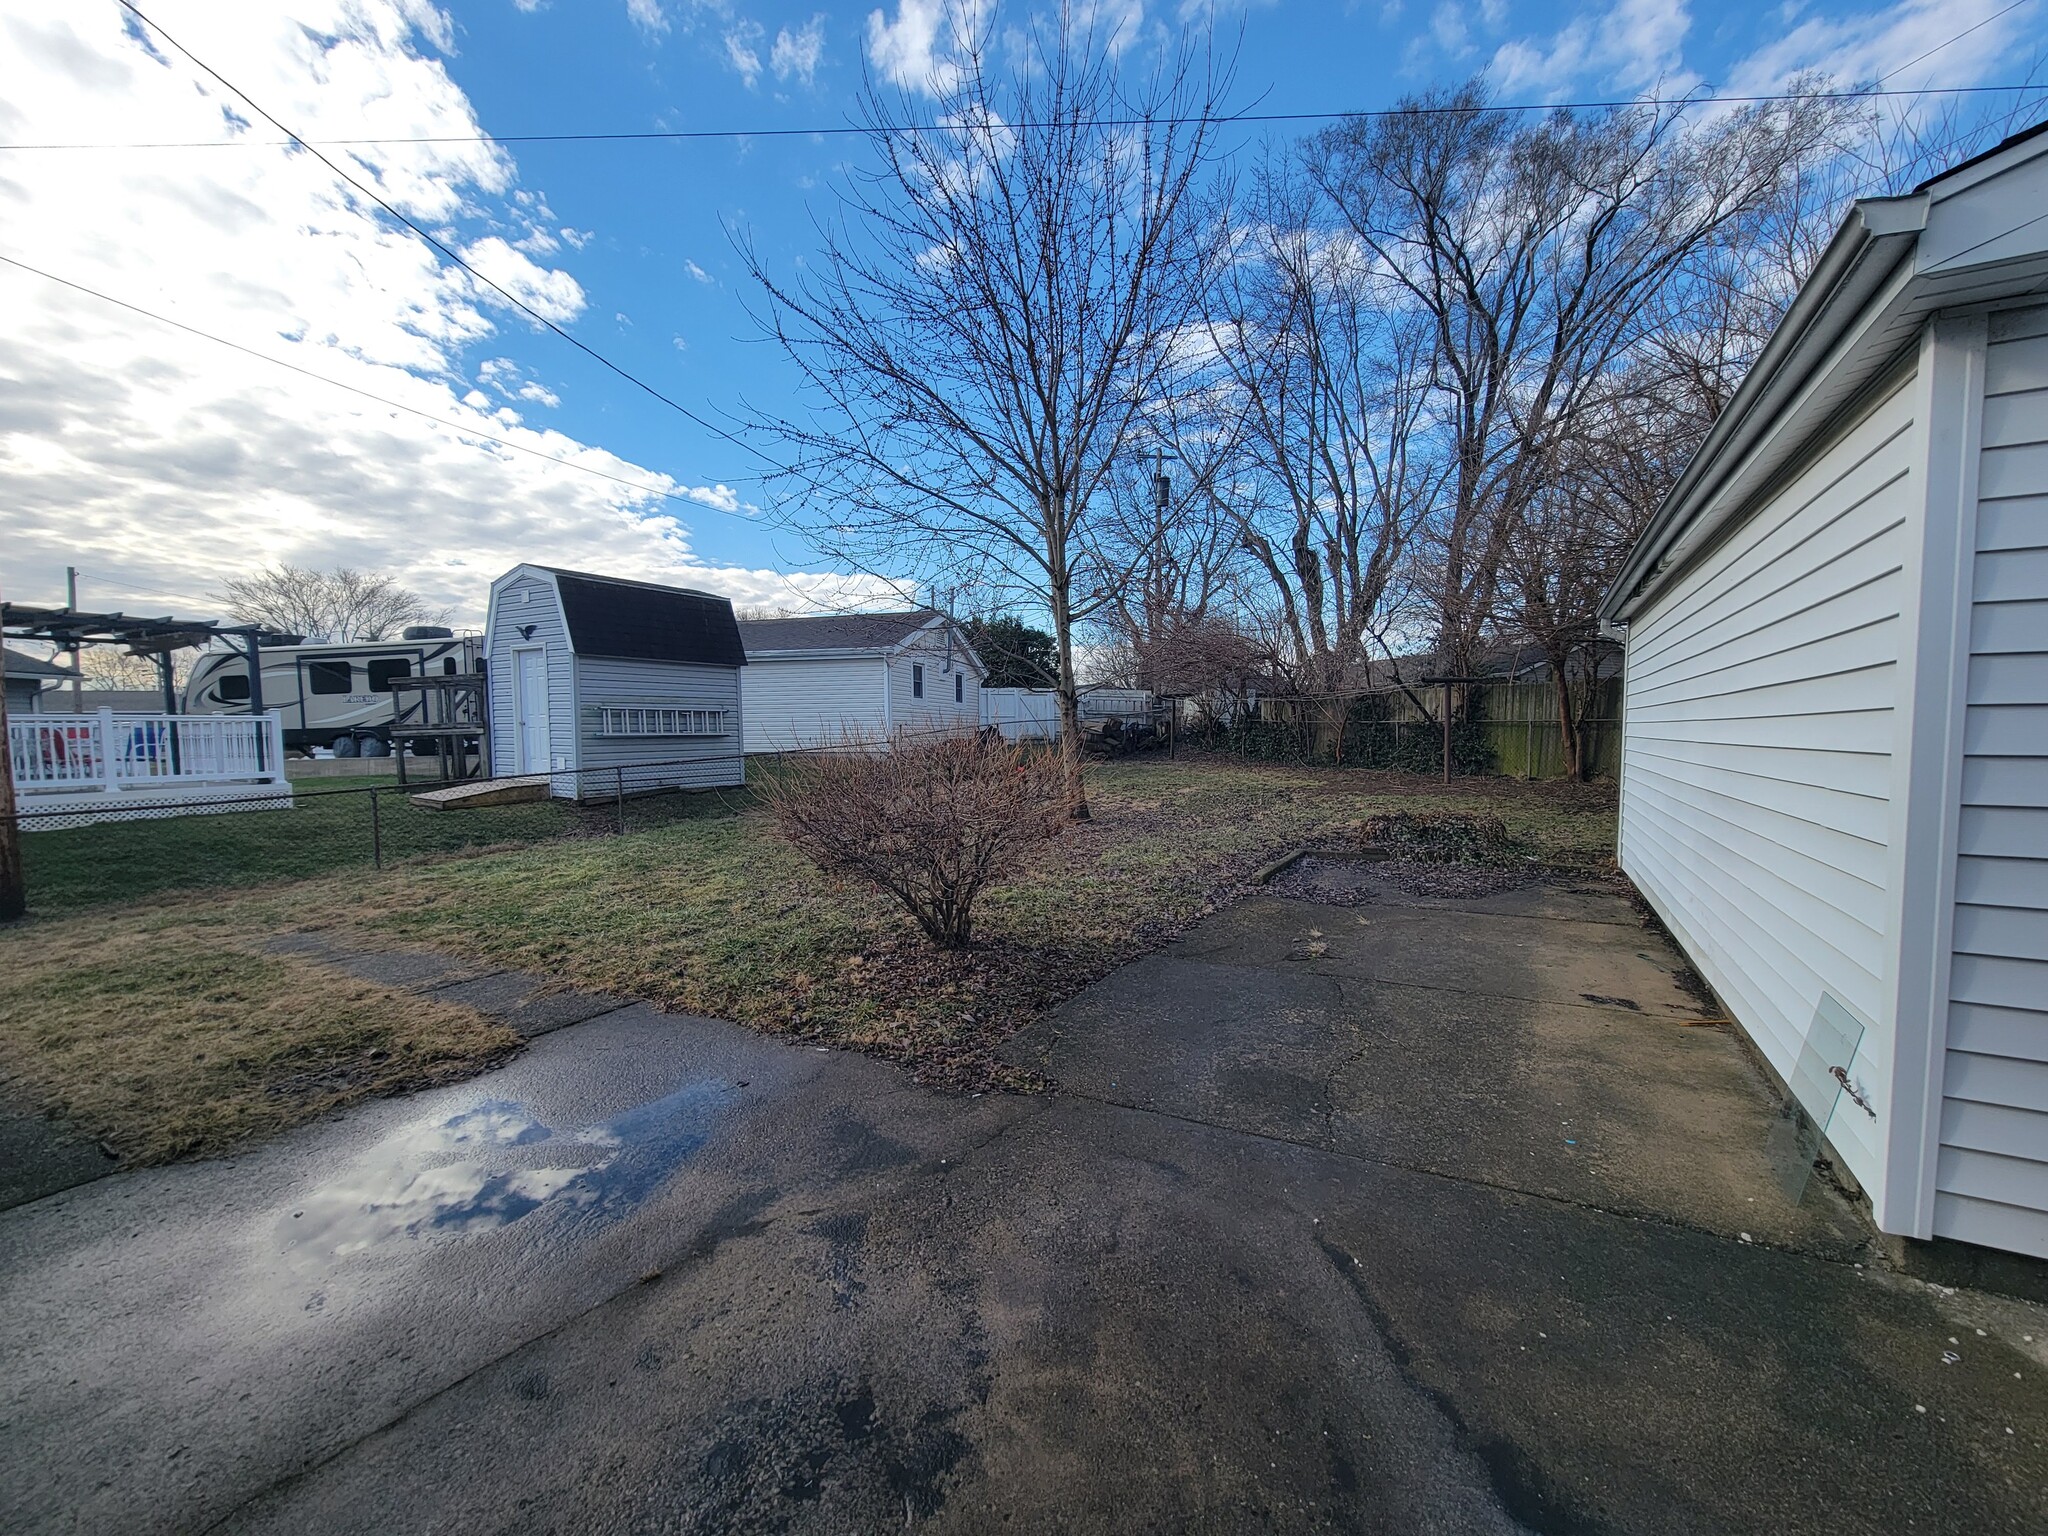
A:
[[913, 663, 924, 699], [598, 706, 729, 737], [215, 672, 251, 703], [366, 659, 411, 693], [954, 672, 963, 703], [306, 660, 353, 695]]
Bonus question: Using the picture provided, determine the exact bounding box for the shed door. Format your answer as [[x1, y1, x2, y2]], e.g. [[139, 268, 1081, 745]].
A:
[[512, 647, 548, 773]]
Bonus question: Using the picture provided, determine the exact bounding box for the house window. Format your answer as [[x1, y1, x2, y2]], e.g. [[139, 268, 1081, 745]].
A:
[[954, 672, 963, 703], [597, 706, 729, 737], [913, 663, 924, 699], [306, 660, 353, 695], [366, 659, 411, 693], [215, 672, 251, 703]]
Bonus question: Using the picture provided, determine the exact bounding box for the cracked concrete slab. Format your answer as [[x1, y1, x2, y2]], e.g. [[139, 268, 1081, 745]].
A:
[[5, 881, 2045, 1534], [422, 969, 630, 1038]]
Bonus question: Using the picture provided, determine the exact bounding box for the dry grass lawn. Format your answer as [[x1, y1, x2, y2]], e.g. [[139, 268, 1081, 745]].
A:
[[1, 756, 1619, 1160], [0, 915, 520, 1164]]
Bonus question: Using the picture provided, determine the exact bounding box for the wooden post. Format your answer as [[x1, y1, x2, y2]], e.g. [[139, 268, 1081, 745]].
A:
[[0, 641, 23, 921], [1441, 681, 1453, 783]]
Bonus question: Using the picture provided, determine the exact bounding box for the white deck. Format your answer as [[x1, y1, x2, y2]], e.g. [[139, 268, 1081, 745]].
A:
[[9, 709, 291, 830]]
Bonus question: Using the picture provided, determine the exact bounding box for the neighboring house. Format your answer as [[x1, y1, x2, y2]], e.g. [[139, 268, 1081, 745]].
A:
[[2, 647, 77, 713], [736, 610, 984, 753], [30, 687, 163, 715], [482, 565, 747, 798], [1599, 122, 2048, 1260]]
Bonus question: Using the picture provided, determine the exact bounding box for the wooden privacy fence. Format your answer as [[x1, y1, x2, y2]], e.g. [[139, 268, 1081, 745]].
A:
[[1229, 678, 1620, 780]]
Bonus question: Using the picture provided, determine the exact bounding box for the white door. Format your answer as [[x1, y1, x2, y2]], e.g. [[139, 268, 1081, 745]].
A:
[[513, 648, 548, 772]]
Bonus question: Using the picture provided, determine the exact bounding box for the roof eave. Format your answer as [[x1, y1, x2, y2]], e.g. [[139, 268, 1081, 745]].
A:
[[1600, 194, 1928, 627]]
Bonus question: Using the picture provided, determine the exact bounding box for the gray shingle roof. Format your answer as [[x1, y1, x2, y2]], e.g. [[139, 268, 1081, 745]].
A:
[[530, 567, 746, 667], [2, 646, 78, 680], [737, 610, 940, 655]]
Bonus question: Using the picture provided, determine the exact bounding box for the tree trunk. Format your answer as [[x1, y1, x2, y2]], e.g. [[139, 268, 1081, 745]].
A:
[[1050, 577, 1090, 822], [1550, 665, 1583, 782]]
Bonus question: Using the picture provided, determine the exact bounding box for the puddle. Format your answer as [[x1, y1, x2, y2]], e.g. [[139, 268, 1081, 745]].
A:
[[280, 1081, 734, 1261]]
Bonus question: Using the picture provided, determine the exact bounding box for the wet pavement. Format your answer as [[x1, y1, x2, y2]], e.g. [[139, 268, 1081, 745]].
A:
[[3, 874, 2045, 1534]]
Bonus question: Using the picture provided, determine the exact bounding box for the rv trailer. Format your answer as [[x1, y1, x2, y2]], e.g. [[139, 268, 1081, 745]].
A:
[[184, 627, 483, 755]]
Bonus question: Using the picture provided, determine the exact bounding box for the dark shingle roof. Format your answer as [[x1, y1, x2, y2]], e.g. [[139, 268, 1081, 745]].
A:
[[2, 646, 78, 680], [537, 568, 746, 667], [737, 610, 940, 655]]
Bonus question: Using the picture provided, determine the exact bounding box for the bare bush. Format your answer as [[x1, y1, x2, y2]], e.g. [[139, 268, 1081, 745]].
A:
[[764, 733, 1066, 950]]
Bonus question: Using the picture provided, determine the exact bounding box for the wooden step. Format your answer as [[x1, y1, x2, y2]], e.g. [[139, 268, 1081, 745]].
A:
[[408, 775, 549, 811]]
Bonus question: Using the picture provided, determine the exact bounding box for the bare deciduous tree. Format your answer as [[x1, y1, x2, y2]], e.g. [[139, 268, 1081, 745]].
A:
[[738, 9, 1232, 819], [1306, 83, 1850, 679], [1212, 151, 1440, 700], [764, 732, 1065, 950], [216, 564, 444, 643]]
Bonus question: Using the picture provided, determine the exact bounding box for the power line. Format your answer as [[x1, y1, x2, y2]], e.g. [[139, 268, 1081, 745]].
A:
[[0, 252, 751, 523], [5, 81, 2046, 152], [1877, 0, 2040, 86], [110, 1, 720, 440]]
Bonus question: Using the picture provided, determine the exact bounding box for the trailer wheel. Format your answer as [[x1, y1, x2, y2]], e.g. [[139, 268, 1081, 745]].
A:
[[331, 736, 358, 758], [359, 735, 390, 759]]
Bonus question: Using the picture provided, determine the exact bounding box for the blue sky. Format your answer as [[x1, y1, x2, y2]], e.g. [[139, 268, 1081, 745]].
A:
[[0, 0, 2039, 624]]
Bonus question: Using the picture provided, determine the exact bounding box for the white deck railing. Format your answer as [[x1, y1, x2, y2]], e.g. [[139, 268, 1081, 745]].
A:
[[9, 709, 288, 797]]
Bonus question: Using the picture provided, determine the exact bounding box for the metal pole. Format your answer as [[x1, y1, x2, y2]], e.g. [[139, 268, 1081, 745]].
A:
[[370, 786, 382, 869], [1441, 681, 1453, 783], [615, 765, 626, 835], [65, 566, 82, 713]]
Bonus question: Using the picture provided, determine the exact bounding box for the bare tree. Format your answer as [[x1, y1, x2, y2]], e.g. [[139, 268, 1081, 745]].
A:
[[1306, 83, 1851, 679], [1211, 149, 1442, 707], [764, 732, 1065, 950], [216, 564, 444, 642], [738, 10, 1232, 819]]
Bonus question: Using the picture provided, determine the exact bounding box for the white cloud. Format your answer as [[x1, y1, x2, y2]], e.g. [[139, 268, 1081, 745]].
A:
[[683, 258, 715, 283], [512, 0, 544, 12], [866, 0, 990, 96], [771, 13, 827, 84], [0, 2, 883, 627], [1488, 0, 1693, 96], [1719, 0, 2026, 97], [627, 0, 668, 36], [725, 23, 764, 86]]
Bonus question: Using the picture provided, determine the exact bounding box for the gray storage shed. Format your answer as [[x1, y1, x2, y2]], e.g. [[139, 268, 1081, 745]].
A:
[[483, 564, 746, 798]]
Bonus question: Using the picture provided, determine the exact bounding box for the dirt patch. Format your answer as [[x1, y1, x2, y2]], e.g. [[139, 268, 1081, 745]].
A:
[[1271, 854, 1535, 905], [1355, 810, 1518, 863]]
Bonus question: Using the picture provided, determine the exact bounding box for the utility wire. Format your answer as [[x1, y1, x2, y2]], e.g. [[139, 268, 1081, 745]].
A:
[[0, 252, 750, 522], [1877, 0, 2039, 86], [111, 1, 720, 438], [5, 81, 2045, 152]]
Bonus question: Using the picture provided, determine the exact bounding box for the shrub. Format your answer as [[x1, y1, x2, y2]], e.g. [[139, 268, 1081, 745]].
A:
[[763, 732, 1066, 950]]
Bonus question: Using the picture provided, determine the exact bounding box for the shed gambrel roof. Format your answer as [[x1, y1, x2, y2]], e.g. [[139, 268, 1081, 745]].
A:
[[738, 610, 944, 656], [532, 567, 746, 667]]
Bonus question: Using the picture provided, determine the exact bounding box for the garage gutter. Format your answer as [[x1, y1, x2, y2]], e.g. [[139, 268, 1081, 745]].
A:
[[1599, 194, 1929, 628]]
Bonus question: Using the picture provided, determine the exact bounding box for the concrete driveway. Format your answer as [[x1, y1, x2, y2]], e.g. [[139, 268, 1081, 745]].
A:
[[3, 867, 2044, 1534]]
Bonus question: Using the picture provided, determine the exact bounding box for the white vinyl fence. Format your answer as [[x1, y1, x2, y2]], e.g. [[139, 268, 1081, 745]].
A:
[[979, 687, 1061, 742], [8, 709, 290, 829]]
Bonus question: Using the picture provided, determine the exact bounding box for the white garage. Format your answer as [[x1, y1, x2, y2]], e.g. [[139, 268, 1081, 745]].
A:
[[737, 610, 984, 754], [1601, 123, 2048, 1259]]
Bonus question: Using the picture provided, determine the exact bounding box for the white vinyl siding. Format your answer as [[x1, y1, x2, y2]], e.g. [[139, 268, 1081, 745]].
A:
[[887, 626, 980, 742], [739, 657, 887, 753], [574, 657, 744, 793], [1619, 370, 1921, 1203], [1935, 305, 2048, 1258], [485, 571, 577, 789]]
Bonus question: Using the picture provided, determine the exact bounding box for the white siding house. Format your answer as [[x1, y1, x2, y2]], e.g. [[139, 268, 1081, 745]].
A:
[[483, 565, 746, 798], [1601, 123, 2048, 1260], [736, 611, 985, 753]]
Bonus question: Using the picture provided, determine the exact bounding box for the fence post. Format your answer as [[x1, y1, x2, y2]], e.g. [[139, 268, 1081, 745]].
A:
[[98, 708, 119, 796], [615, 765, 626, 835], [370, 787, 382, 870], [1441, 682, 1452, 783]]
